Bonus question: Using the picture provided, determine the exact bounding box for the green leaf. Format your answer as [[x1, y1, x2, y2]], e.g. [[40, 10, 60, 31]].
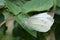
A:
[[10, 0, 27, 6], [5, 0, 22, 15], [56, 0, 60, 7], [14, 14, 37, 37], [55, 7, 60, 15], [23, 0, 53, 13], [0, 0, 5, 8]]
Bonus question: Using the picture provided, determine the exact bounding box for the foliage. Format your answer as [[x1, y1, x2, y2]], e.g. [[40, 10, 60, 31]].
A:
[[0, 0, 60, 40]]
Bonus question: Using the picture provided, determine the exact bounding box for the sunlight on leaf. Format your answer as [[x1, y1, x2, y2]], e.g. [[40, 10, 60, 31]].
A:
[[23, 0, 53, 13]]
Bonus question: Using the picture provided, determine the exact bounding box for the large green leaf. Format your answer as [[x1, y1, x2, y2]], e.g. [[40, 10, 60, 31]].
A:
[[23, 0, 53, 13], [56, 0, 60, 7], [5, 0, 22, 15], [15, 14, 37, 37], [10, 0, 28, 6]]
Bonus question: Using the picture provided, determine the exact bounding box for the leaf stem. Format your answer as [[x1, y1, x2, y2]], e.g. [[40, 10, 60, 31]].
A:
[[53, 0, 56, 12]]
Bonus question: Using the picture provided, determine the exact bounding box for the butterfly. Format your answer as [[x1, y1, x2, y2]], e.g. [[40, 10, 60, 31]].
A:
[[24, 12, 54, 32]]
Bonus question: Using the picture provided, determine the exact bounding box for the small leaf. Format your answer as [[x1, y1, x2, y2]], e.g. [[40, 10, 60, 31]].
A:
[[5, 0, 22, 15], [23, 0, 53, 13]]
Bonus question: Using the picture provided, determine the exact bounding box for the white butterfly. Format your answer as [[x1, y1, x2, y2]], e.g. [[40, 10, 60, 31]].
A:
[[24, 12, 54, 32]]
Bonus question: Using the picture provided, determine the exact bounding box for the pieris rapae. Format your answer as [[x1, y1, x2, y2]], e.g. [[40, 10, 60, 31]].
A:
[[24, 12, 54, 32]]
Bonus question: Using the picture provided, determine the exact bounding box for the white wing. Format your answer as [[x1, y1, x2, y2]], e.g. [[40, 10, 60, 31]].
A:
[[24, 12, 54, 32]]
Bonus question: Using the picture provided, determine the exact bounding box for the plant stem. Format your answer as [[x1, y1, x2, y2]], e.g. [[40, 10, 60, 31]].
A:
[[45, 31, 55, 40], [0, 15, 13, 27], [53, 0, 56, 12]]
